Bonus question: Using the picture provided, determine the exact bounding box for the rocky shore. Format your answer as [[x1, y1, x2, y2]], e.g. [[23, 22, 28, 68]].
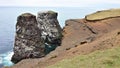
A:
[[5, 9, 120, 68]]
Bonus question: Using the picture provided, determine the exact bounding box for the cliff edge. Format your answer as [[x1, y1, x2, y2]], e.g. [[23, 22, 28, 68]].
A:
[[8, 9, 120, 68], [85, 9, 120, 21]]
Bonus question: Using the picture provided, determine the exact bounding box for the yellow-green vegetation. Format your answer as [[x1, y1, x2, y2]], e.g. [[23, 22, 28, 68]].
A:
[[47, 10, 56, 14], [47, 47, 120, 68], [86, 8, 120, 20], [21, 13, 34, 16]]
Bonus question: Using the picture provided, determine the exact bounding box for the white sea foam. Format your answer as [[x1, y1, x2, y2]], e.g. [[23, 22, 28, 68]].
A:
[[0, 51, 14, 66], [0, 57, 2, 64]]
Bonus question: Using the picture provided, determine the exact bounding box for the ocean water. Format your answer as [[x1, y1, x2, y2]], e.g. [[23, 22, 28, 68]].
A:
[[0, 7, 114, 67]]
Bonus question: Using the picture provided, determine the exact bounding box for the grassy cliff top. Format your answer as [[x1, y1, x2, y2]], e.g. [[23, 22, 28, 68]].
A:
[[21, 13, 35, 17], [47, 10, 56, 13], [85, 8, 120, 21], [47, 46, 120, 68], [38, 10, 57, 14]]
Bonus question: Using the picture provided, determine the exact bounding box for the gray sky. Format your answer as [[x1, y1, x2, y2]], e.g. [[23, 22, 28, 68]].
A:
[[0, 0, 120, 7]]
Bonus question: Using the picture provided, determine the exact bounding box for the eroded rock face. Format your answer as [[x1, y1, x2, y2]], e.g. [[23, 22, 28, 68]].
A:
[[11, 11, 62, 63], [11, 13, 44, 63], [37, 11, 62, 54]]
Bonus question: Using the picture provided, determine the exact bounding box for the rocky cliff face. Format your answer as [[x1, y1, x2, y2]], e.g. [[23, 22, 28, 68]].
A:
[[37, 11, 62, 54], [11, 11, 62, 63], [11, 13, 45, 63], [9, 9, 120, 68]]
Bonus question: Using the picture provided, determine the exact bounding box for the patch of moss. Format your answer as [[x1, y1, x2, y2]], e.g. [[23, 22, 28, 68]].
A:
[[21, 13, 34, 17], [47, 11, 56, 14]]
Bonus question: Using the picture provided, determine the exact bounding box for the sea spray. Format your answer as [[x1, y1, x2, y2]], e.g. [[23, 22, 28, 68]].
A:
[[0, 57, 2, 64], [0, 51, 14, 66]]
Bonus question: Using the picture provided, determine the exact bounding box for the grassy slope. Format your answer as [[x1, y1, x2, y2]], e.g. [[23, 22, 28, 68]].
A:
[[86, 8, 120, 20], [47, 46, 120, 68]]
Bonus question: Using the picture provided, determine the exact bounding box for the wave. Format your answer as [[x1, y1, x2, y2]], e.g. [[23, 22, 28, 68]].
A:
[[0, 51, 14, 66], [0, 57, 2, 64]]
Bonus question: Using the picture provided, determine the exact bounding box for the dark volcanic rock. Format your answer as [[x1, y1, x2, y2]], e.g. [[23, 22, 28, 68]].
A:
[[37, 11, 62, 54], [11, 13, 45, 63], [11, 11, 62, 63]]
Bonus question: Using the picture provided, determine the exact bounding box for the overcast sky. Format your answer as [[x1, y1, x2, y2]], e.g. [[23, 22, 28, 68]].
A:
[[0, 0, 120, 7]]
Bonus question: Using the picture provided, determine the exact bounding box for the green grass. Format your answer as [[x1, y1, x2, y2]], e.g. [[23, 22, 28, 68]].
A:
[[47, 46, 120, 68], [86, 8, 120, 20]]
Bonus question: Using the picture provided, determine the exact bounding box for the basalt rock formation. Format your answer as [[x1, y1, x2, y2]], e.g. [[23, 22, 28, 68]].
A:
[[37, 11, 62, 54], [11, 13, 45, 63], [11, 11, 62, 63]]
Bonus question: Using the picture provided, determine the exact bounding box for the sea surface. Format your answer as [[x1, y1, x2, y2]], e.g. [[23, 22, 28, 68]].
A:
[[0, 7, 115, 67]]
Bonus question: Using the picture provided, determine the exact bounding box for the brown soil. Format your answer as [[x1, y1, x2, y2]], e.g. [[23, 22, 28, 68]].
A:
[[8, 17, 120, 68]]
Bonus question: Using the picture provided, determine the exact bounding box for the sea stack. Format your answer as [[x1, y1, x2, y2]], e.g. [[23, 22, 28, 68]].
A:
[[11, 11, 62, 63], [37, 11, 62, 54], [11, 13, 45, 63]]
